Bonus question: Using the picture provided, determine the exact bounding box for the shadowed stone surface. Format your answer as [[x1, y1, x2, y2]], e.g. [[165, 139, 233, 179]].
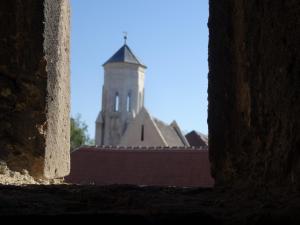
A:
[[208, 0, 300, 188], [0, 185, 299, 224], [0, 0, 70, 178]]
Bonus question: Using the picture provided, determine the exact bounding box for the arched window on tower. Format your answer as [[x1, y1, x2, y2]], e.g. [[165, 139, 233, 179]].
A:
[[114, 93, 120, 112], [127, 93, 131, 112]]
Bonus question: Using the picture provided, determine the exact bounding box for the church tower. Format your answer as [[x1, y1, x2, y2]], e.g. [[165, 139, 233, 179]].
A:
[[95, 39, 147, 146]]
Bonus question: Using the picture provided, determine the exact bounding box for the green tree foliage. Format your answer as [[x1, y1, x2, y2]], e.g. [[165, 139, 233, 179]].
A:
[[70, 115, 94, 151]]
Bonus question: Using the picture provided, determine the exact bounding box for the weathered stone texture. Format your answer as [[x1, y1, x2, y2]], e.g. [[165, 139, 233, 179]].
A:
[[43, 0, 70, 179], [208, 0, 300, 188], [0, 0, 70, 178]]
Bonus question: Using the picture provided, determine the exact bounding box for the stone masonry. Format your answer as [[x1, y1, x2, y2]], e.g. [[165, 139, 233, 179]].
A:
[[208, 0, 300, 188], [0, 0, 70, 178]]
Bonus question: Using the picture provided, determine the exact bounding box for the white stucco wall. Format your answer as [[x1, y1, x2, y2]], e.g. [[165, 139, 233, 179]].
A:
[[120, 108, 167, 147], [96, 62, 146, 146]]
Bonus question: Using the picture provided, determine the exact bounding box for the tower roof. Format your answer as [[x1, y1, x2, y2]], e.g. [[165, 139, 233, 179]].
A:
[[103, 44, 147, 68]]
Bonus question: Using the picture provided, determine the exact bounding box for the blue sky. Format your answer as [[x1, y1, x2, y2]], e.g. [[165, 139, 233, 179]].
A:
[[71, 0, 209, 138]]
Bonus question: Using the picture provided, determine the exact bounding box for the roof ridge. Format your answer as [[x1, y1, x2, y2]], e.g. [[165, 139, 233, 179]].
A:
[[124, 44, 139, 62], [153, 117, 169, 127]]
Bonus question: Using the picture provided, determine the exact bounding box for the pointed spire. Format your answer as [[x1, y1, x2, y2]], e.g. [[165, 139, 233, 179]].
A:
[[103, 37, 147, 68]]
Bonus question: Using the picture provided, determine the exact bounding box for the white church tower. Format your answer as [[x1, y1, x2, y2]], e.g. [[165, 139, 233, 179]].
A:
[[95, 37, 147, 146]]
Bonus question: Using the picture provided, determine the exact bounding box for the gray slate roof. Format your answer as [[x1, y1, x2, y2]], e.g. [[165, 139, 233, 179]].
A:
[[197, 132, 208, 145], [153, 118, 188, 147], [185, 130, 208, 147], [103, 44, 146, 68]]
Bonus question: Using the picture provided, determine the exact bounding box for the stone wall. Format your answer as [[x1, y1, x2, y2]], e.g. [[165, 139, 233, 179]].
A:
[[0, 0, 70, 178], [66, 146, 214, 187], [208, 0, 300, 188]]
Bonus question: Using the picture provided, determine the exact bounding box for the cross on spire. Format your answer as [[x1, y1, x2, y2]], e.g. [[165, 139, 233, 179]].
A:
[[123, 32, 128, 45]]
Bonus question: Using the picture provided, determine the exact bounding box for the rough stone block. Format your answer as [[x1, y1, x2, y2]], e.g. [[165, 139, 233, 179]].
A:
[[208, 0, 300, 188], [0, 0, 70, 178]]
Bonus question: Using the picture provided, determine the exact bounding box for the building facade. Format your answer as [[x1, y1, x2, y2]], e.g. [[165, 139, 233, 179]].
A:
[[95, 42, 189, 147], [95, 43, 146, 146]]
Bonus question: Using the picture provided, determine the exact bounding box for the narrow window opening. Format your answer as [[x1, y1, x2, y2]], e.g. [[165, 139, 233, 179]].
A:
[[114, 93, 119, 112], [141, 125, 144, 141], [127, 93, 131, 112]]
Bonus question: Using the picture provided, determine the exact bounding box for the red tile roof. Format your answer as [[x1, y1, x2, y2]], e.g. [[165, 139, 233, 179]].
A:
[[185, 131, 208, 147]]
